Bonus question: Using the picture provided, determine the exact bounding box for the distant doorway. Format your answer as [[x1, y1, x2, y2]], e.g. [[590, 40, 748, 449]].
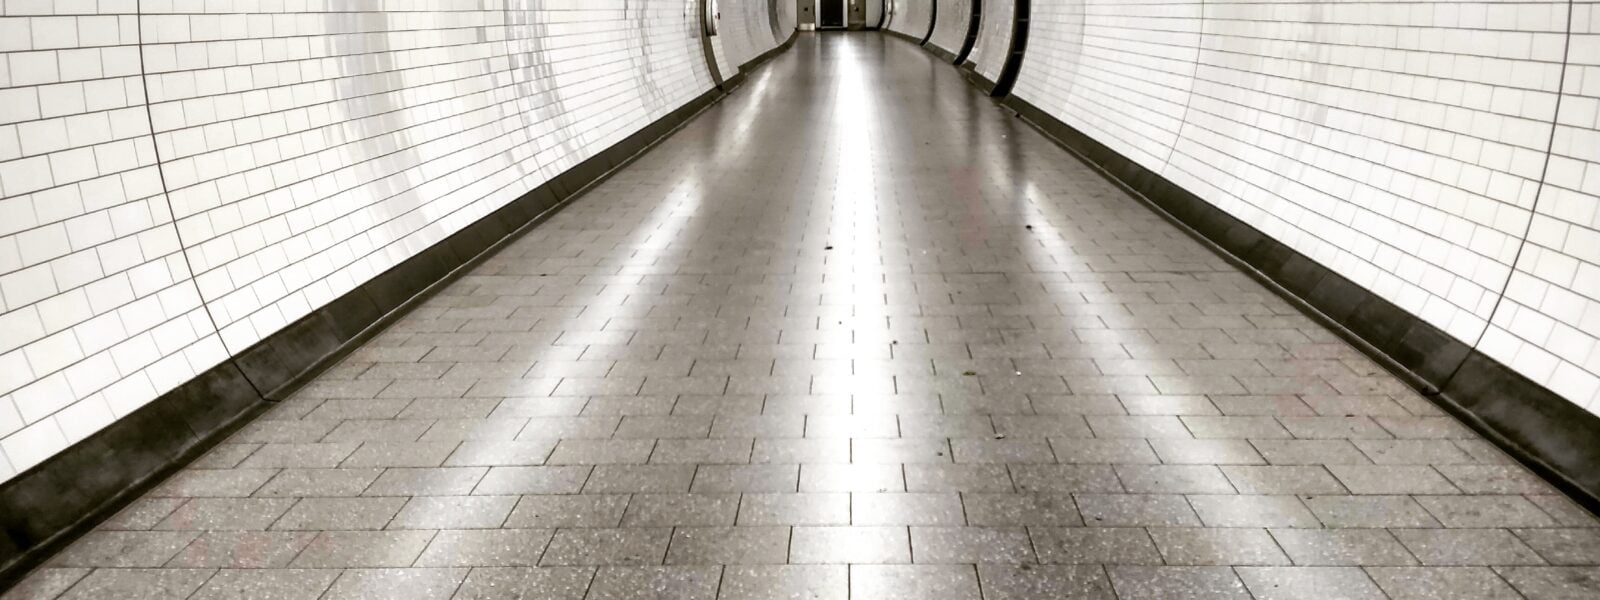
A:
[[819, 0, 845, 28]]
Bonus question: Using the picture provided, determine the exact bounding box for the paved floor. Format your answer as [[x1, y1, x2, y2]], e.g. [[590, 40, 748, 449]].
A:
[[9, 33, 1600, 600]]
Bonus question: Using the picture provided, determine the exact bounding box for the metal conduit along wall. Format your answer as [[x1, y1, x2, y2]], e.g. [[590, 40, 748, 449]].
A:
[[0, 0, 793, 582], [990, 0, 1600, 505]]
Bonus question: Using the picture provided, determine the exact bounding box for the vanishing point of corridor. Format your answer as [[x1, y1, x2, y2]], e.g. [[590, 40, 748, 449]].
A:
[[7, 34, 1599, 600]]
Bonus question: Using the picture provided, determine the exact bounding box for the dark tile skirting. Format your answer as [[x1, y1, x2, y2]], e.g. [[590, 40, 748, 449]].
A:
[[958, 63, 999, 96], [998, 95, 1600, 514], [883, 27, 925, 46], [0, 82, 734, 588]]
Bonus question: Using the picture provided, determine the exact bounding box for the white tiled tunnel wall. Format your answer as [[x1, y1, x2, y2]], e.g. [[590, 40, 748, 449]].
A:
[[0, 0, 228, 479], [887, 0, 933, 40], [1479, 4, 1600, 410], [966, 0, 1014, 81], [718, 0, 782, 69], [926, 0, 972, 57], [777, 0, 799, 35], [1013, 0, 1201, 170], [1013, 0, 1600, 413], [0, 0, 720, 484]]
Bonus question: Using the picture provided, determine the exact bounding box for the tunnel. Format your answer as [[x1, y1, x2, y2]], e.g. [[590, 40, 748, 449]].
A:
[[1, 0, 1598, 597]]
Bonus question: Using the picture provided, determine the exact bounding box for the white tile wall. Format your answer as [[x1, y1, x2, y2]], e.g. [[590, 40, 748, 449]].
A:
[[1013, 0, 1598, 414], [926, 0, 972, 57], [865, 0, 885, 27], [1014, 0, 1201, 169], [887, 0, 933, 40], [777, 0, 799, 36], [1479, 4, 1600, 412], [966, 0, 1014, 81], [718, 0, 783, 70], [0, 0, 722, 483], [0, 0, 227, 476]]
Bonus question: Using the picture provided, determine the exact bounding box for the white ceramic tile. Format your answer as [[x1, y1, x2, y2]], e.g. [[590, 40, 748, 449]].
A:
[[926, 0, 972, 57], [887, 0, 934, 40], [966, 0, 1014, 81], [1010, 0, 1595, 416]]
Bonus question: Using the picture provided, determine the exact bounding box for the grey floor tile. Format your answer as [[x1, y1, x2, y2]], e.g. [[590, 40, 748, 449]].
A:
[[1150, 439, 1265, 465], [905, 464, 1015, 492], [0, 568, 90, 600], [253, 469, 384, 497], [99, 498, 188, 530], [850, 564, 981, 600], [414, 528, 555, 567], [962, 493, 1082, 526], [853, 493, 965, 526], [1328, 465, 1461, 495], [1236, 567, 1386, 600], [165, 531, 317, 568], [585, 566, 721, 600], [474, 466, 592, 495], [539, 528, 671, 566], [321, 568, 469, 600], [1513, 528, 1600, 565], [391, 495, 518, 529], [1303, 496, 1442, 528], [910, 526, 1035, 563], [450, 566, 594, 600], [1496, 566, 1600, 600], [1187, 494, 1320, 528], [1116, 465, 1236, 494], [55, 568, 215, 600], [665, 526, 790, 564], [1269, 529, 1419, 566], [1030, 527, 1164, 565], [271, 497, 407, 531], [1416, 495, 1557, 528], [691, 464, 797, 493], [1075, 494, 1202, 527], [363, 467, 488, 496], [289, 530, 436, 568], [1009, 464, 1123, 493], [622, 493, 739, 527], [976, 564, 1116, 599], [738, 493, 849, 525], [1048, 439, 1160, 465], [443, 440, 559, 467], [188, 569, 341, 600], [1366, 567, 1524, 599], [49, 531, 201, 567], [1392, 528, 1547, 566], [152, 498, 296, 531], [1149, 527, 1291, 565], [798, 464, 903, 492], [504, 494, 628, 528], [718, 565, 847, 600], [790, 526, 911, 564], [1106, 566, 1252, 599], [1221, 465, 1348, 495], [149, 469, 277, 498]]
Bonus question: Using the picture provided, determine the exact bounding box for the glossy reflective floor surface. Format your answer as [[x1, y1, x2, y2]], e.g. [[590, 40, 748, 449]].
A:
[[9, 33, 1600, 600]]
